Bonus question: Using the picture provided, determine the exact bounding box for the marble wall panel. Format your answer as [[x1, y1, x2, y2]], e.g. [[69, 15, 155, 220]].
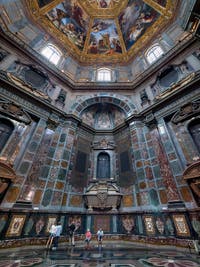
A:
[[159, 189, 168, 204], [122, 195, 134, 207], [61, 193, 67, 206], [139, 181, 147, 189], [172, 214, 191, 237], [55, 181, 64, 190], [33, 190, 43, 205], [180, 187, 193, 202], [42, 189, 52, 207], [51, 191, 62, 206], [139, 192, 150, 206], [0, 214, 8, 236], [4, 186, 20, 203], [93, 215, 110, 233], [69, 195, 83, 207]]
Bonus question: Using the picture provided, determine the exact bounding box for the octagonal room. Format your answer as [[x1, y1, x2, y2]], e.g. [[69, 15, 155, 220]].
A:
[[0, 0, 200, 266]]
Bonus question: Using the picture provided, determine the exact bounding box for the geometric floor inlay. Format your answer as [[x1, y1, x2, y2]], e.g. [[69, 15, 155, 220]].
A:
[[0, 243, 199, 267]]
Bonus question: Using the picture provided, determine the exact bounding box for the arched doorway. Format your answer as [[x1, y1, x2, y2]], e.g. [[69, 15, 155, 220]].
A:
[[96, 152, 110, 179]]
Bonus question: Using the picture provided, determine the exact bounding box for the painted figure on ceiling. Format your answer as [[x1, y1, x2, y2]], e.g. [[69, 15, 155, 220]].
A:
[[89, 19, 122, 54], [99, 0, 108, 8], [47, 0, 89, 51], [119, 0, 158, 50]]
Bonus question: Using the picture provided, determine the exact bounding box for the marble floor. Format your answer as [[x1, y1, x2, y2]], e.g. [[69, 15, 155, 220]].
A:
[[0, 242, 199, 267]]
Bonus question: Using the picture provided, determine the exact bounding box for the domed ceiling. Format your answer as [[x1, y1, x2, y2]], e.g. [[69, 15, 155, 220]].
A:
[[27, 0, 178, 64]]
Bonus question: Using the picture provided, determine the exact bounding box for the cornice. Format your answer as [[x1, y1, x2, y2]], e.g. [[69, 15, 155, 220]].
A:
[[0, 27, 197, 91]]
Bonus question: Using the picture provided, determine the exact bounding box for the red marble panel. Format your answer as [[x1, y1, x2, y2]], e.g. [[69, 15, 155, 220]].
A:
[[51, 191, 62, 206], [56, 181, 64, 190], [145, 166, 153, 179], [136, 161, 143, 168], [180, 187, 193, 202], [139, 182, 146, 189], [94, 215, 110, 233], [123, 195, 134, 207], [151, 128, 180, 202], [33, 190, 43, 204], [69, 195, 83, 207], [61, 161, 68, 168], [159, 189, 168, 204], [5, 186, 20, 202], [62, 193, 67, 206]]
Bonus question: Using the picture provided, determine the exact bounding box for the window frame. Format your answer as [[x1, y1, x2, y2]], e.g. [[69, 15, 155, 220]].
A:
[[40, 44, 61, 65], [146, 45, 164, 64], [96, 68, 112, 82]]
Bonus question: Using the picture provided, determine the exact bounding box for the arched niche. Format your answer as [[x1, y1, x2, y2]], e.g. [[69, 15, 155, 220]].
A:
[[69, 94, 137, 118], [183, 160, 200, 206], [96, 152, 111, 179]]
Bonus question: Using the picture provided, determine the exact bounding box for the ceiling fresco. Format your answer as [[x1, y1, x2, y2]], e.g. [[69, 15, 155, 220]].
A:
[[118, 1, 160, 50], [27, 0, 178, 64], [88, 19, 122, 55]]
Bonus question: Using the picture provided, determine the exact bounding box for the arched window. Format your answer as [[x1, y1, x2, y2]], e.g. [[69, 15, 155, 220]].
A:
[[0, 118, 14, 153], [41, 44, 61, 65], [146, 45, 164, 64], [97, 152, 110, 179], [97, 68, 112, 82], [188, 119, 200, 154]]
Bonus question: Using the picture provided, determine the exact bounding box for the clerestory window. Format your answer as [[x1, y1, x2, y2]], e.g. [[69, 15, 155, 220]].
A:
[[41, 44, 61, 65], [97, 68, 112, 82], [146, 45, 164, 64]]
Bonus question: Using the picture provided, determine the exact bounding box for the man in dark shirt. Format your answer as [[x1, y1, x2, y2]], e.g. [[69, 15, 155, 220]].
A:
[[68, 221, 76, 246]]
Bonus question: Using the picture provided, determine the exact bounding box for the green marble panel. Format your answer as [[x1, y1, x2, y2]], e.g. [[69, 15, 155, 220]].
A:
[[40, 166, 50, 178], [148, 147, 155, 158], [149, 189, 160, 206], [19, 161, 30, 174], [63, 150, 70, 160], [164, 140, 174, 153], [152, 165, 161, 179], [136, 168, 145, 180], [48, 147, 55, 158], [170, 160, 182, 175], [60, 133, 66, 143], [42, 189, 52, 207], [58, 168, 67, 180], [28, 141, 38, 152], [134, 150, 141, 160]]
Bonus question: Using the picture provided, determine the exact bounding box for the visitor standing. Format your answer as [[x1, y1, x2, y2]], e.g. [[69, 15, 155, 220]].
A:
[[97, 228, 104, 246], [46, 222, 56, 249], [52, 221, 62, 250], [85, 229, 92, 249], [68, 221, 76, 246]]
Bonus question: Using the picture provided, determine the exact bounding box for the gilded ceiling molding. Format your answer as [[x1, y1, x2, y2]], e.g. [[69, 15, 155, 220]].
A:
[[79, 0, 129, 18], [38, 0, 63, 15], [83, 17, 94, 54], [24, 0, 178, 64], [143, 0, 170, 17], [115, 17, 126, 54]]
